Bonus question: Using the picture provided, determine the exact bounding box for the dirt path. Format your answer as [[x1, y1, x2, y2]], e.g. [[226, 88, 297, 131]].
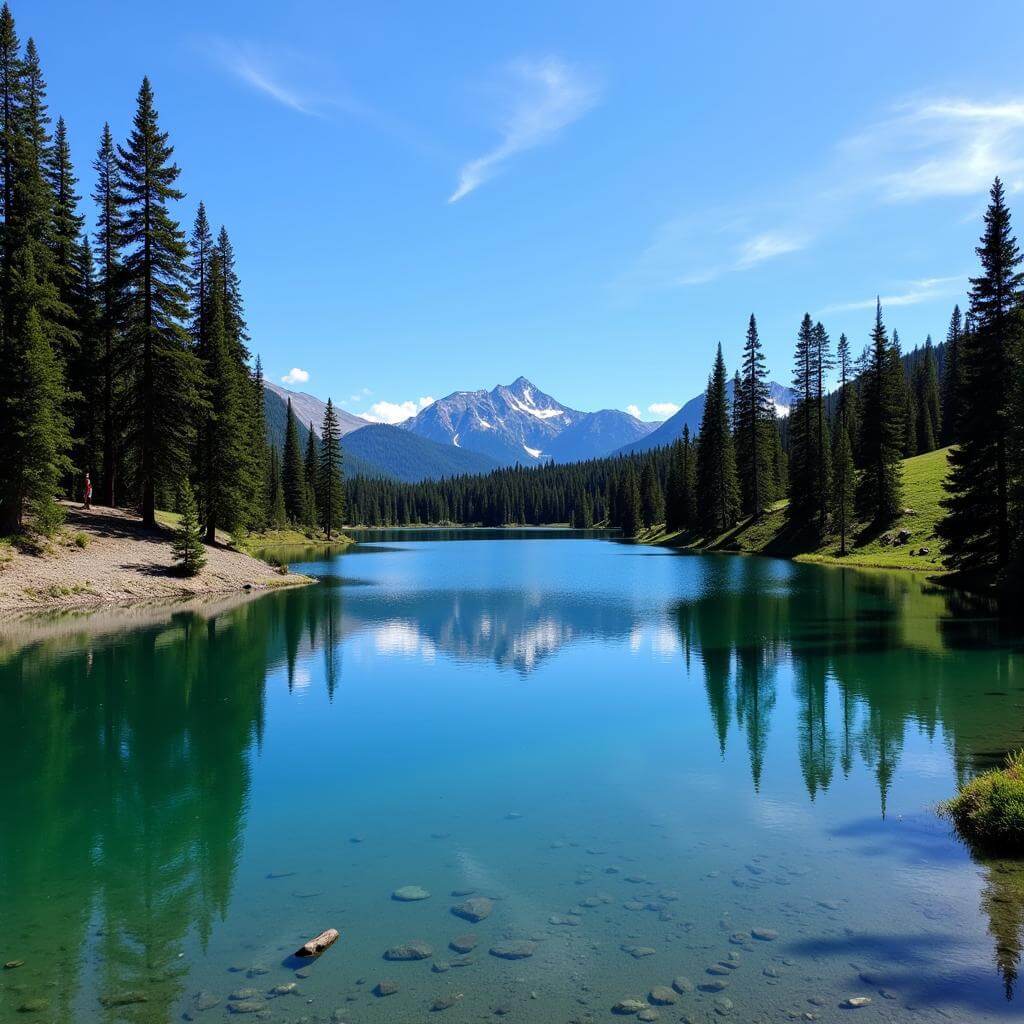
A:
[[0, 503, 314, 613]]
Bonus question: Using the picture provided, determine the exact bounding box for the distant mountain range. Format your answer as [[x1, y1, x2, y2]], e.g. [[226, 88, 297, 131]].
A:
[[617, 379, 795, 456], [403, 376, 658, 465], [262, 374, 796, 483]]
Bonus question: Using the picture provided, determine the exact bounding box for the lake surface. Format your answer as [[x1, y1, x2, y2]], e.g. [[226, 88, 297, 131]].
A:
[[2, 534, 1024, 1024]]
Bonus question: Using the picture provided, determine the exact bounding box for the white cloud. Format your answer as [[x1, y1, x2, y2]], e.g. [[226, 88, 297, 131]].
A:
[[448, 56, 599, 203], [819, 275, 966, 314], [842, 98, 1024, 202], [625, 401, 680, 421], [362, 396, 435, 424], [648, 402, 680, 418], [209, 41, 318, 114], [281, 367, 310, 385], [620, 93, 1024, 298]]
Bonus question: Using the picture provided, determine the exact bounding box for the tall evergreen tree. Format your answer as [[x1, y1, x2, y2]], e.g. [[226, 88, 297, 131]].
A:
[[303, 422, 318, 526], [832, 426, 855, 556], [318, 399, 344, 539], [913, 336, 941, 454], [789, 315, 830, 536], [281, 398, 307, 524], [939, 178, 1023, 571], [267, 443, 286, 528], [640, 458, 664, 528], [735, 313, 774, 519], [92, 122, 125, 506], [0, 17, 71, 532], [117, 77, 202, 525], [697, 344, 740, 535], [940, 305, 963, 447], [620, 463, 643, 538], [857, 300, 904, 525]]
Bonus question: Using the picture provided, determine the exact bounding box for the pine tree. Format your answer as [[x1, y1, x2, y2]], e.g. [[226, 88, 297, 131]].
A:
[[318, 399, 344, 538], [939, 178, 1023, 571], [940, 305, 963, 447], [117, 77, 202, 525], [835, 332, 860, 461], [697, 344, 740, 535], [281, 398, 307, 524], [304, 422, 319, 526], [913, 336, 941, 454], [620, 463, 643, 537], [195, 250, 246, 540], [893, 332, 917, 457], [250, 355, 271, 528], [171, 478, 205, 576], [832, 426, 855, 556], [789, 314, 830, 536], [267, 444, 286, 528], [46, 115, 81, 365], [92, 122, 125, 506], [665, 438, 686, 532], [857, 300, 904, 525], [640, 458, 664, 528], [0, 16, 71, 533], [735, 313, 775, 519]]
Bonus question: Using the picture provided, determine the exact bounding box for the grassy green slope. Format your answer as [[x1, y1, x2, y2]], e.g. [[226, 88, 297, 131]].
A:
[[646, 446, 951, 573]]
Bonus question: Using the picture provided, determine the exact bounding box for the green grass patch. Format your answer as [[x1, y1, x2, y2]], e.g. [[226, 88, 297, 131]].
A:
[[648, 447, 952, 574], [941, 750, 1024, 856]]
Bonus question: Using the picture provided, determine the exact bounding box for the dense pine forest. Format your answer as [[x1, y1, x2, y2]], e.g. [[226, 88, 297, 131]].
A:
[[0, 3, 341, 549], [348, 182, 1024, 583], [1, 0, 1022, 584]]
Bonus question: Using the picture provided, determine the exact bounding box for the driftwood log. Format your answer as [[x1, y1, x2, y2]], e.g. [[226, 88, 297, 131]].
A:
[[294, 928, 339, 958]]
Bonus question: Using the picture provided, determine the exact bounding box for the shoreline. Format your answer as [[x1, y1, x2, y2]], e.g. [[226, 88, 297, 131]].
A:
[[0, 503, 317, 616]]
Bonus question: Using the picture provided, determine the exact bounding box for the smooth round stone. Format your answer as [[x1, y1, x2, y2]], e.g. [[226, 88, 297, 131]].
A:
[[384, 941, 433, 961], [449, 934, 478, 954], [4, 961, 24, 970], [751, 928, 778, 941], [229, 989, 259, 1001], [489, 941, 537, 960], [193, 992, 221, 1011], [638, 1010, 659, 1022], [706, 964, 730, 976], [549, 914, 581, 926], [842, 997, 872, 1009], [451, 896, 493, 922], [432, 962, 451, 973], [699, 980, 728, 993], [226, 1001, 268, 1014], [629, 946, 656, 958], [374, 980, 398, 997], [713, 997, 733, 1015], [612, 998, 647, 1015], [649, 986, 677, 1005], [393, 885, 431, 902], [672, 977, 694, 994], [431, 992, 464, 1011]]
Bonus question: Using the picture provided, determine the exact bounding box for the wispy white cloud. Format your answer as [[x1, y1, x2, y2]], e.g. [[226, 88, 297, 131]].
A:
[[281, 367, 310, 385], [208, 40, 320, 114], [620, 93, 1024, 298], [819, 275, 966, 314], [625, 404, 643, 419], [448, 57, 599, 203], [362, 396, 435, 424], [842, 99, 1024, 202]]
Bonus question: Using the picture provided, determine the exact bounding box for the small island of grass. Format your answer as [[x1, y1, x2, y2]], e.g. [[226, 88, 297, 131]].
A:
[[941, 751, 1024, 856]]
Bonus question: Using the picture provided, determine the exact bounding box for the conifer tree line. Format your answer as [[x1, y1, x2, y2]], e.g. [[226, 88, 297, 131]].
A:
[[0, 4, 343, 541], [345, 179, 1024, 579]]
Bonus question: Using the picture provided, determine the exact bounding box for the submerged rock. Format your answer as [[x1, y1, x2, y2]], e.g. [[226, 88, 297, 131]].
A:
[[452, 896, 493, 922], [374, 980, 399, 997], [270, 982, 298, 996], [193, 992, 221, 1011], [489, 941, 537, 960], [99, 991, 148, 1007], [648, 986, 677, 1005], [449, 934, 478, 954], [393, 885, 431, 902], [750, 928, 778, 941], [612, 998, 647, 1015], [842, 997, 872, 1009], [229, 989, 259, 1001], [431, 992, 464, 1010], [227, 1001, 268, 1014], [384, 941, 433, 961], [671, 977, 694, 994], [4, 960, 24, 970], [637, 1010, 659, 1022]]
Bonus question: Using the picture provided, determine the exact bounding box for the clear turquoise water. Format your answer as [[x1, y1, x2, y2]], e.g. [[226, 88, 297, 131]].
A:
[[2, 534, 1024, 1023]]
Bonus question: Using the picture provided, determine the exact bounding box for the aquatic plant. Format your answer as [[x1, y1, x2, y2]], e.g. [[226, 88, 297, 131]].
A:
[[942, 750, 1024, 856]]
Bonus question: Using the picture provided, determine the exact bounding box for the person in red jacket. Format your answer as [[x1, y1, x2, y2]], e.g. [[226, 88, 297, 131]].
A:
[[83, 472, 92, 510]]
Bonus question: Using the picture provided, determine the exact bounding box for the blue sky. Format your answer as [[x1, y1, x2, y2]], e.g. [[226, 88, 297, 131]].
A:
[[24, 0, 1024, 421]]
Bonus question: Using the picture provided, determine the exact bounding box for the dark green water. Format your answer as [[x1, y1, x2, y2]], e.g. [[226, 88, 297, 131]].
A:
[[1, 535, 1023, 1023]]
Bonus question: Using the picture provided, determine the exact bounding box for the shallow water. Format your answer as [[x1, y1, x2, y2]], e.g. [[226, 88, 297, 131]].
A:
[[2, 534, 1024, 1023]]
